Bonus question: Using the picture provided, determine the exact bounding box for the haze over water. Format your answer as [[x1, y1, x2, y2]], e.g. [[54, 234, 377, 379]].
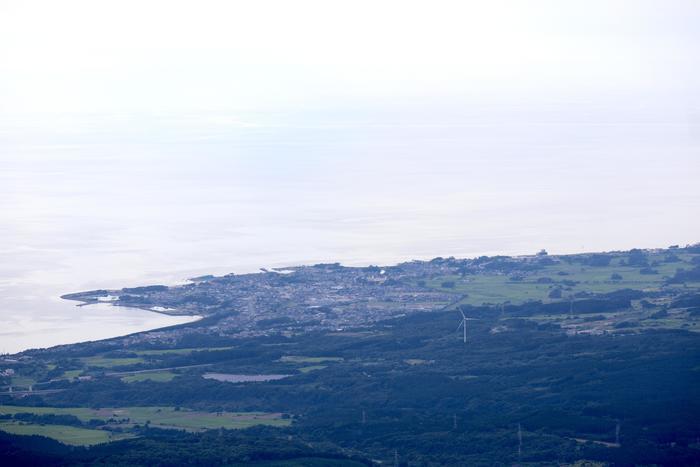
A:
[[1, 105, 698, 354], [1, 1, 698, 353]]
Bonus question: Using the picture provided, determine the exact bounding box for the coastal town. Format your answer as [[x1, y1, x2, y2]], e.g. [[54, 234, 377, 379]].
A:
[[61, 260, 464, 343], [58, 246, 700, 347]]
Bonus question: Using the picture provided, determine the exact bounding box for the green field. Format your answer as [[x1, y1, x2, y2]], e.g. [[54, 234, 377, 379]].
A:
[[428, 274, 554, 305], [298, 365, 327, 373], [61, 369, 83, 379], [428, 252, 700, 307], [0, 420, 133, 446], [81, 356, 145, 368], [0, 405, 291, 431], [134, 346, 234, 356], [237, 458, 368, 466], [9, 375, 36, 388], [121, 371, 177, 383], [279, 356, 343, 363]]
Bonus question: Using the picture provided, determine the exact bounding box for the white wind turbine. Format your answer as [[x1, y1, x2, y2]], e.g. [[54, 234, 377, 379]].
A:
[[457, 309, 468, 343]]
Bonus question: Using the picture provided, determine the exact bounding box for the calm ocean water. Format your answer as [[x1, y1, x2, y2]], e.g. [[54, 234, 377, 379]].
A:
[[1, 108, 697, 353]]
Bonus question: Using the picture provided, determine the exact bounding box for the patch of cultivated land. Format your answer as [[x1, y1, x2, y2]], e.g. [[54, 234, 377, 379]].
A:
[[298, 365, 327, 373], [279, 356, 343, 363], [0, 420, 134, 446], [244, 459, 368, 467], [202, 373, 291, 383], [429, 252, 700, 308], [134, 346, 235, 356], [9, 375, 36, 389], [61, 369, 83, 379], [81, 356, 146, 368], [121, 370, 177, 383], [0, 406, 291, 432]]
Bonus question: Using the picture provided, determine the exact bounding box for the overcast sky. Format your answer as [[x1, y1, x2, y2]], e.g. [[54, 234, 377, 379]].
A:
[[1, 0, 698, 116]]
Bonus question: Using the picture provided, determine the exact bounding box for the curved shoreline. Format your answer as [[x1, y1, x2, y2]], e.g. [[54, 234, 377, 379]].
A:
[[7, 302, 202, 355], [75, 300, 194, 318]]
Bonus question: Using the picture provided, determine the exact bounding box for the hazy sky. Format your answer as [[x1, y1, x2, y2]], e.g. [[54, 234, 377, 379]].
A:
[[1, 0, 699, 115], [0, 0, 698, 258]]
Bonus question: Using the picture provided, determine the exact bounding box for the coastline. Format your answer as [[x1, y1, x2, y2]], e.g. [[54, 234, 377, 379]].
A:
[[12, 241, 697, 356], [61, 293, 195, 317], [4, 300, 202, 356], [71, 300, 192, 318]]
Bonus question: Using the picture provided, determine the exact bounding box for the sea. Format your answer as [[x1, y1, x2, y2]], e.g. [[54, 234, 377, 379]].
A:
[[1, 106, 697, 353]]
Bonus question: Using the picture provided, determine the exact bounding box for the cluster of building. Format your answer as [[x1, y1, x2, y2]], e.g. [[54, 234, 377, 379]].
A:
[[68, 261, 466, 344]]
